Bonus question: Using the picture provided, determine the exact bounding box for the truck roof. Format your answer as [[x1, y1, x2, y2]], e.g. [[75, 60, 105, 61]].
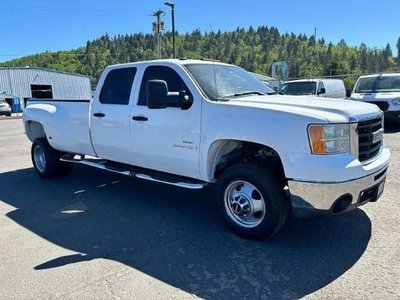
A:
[[284, 78, 342, 83], [106, 59, 231, 69], [358, 73, 400, 79]]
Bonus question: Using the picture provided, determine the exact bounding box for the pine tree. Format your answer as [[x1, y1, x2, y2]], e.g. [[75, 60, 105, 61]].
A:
[[397, 37, 400, 65], [382, 43, 394, 70]]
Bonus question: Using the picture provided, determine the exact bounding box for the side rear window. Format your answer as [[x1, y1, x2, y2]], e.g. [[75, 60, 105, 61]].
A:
[[138, 65, 192, 106], [100, 67, 137, 105]]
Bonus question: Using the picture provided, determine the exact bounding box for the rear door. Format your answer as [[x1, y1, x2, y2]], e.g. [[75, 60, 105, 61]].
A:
[[90, 66, 137, 162]]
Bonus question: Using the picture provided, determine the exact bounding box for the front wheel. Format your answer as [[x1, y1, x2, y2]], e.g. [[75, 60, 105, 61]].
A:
[[31, 138, 72, 178], [216, 163, 289, 239]]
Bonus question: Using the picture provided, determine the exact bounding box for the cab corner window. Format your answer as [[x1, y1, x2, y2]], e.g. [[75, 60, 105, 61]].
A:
[[100, 67, 137, 105]]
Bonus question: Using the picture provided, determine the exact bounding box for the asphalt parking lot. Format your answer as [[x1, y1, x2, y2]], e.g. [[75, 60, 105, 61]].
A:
[[1, 117, 399, 299]]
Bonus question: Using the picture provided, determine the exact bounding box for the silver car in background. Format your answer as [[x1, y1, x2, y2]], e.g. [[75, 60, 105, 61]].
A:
[[0, 100, 12, 117]]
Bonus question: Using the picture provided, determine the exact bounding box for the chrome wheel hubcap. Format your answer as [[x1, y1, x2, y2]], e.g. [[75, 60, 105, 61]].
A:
[[224, 180, 266, 228], [34, 145, 46, 172]]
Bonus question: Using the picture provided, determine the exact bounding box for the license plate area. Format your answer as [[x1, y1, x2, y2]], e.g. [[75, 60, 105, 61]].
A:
[[358, 180, 385, 204], [377, 180, 385, 198]]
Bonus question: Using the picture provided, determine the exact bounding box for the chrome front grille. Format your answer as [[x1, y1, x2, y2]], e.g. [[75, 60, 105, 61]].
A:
[[358, 117, 384, 162]]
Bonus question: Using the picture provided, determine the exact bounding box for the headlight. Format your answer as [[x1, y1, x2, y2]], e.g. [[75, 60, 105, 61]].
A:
[[392, 98, 400, 106], [308, 124, 350, 154]]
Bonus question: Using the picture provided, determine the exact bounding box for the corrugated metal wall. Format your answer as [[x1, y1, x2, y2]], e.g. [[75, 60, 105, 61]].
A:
[[0, 67, 91, 100]]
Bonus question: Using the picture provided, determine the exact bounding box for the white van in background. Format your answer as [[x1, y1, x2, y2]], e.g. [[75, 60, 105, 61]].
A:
[[351, 73, 400, 124], [280, 79, 346, 98]]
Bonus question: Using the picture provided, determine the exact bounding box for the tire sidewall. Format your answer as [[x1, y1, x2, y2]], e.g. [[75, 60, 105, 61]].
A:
[[216, 163, 287, 239], [31, 138, 64, 178]]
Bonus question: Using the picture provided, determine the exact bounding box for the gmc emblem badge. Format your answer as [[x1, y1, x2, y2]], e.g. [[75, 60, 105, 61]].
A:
[[372, 128, 384, 144]]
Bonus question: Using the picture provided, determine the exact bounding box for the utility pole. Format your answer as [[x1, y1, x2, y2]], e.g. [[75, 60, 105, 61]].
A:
[[152, 9, 164, 58], [314, 27, 317, 48], [164, 2, 176, 58]]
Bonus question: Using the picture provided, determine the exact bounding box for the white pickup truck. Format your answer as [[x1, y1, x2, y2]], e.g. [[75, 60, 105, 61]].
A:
[[23, 59, 390, 239], [351, 73, 400, 124]]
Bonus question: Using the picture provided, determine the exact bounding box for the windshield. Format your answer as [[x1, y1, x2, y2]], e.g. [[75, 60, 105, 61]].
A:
[[280, 82, 316, 95], [355, 75, 400, 93], [184, 63, 273, 100]]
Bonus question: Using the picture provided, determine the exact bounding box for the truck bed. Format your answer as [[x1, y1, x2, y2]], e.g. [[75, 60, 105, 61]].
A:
[[24, 98, 95, 156]]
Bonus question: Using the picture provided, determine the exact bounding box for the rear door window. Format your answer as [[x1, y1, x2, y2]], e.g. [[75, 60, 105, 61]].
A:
[[100, 67, 137, 105]]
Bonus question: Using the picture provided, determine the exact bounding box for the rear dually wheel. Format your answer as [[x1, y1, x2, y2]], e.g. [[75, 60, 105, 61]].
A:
[[31, 138, 72, 178]]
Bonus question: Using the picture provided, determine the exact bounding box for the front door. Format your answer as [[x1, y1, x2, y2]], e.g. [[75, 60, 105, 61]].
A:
[[129, 65, 202, 179]]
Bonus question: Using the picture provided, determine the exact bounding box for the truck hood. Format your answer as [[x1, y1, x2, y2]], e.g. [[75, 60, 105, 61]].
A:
[[222, 95, 381, 123], [351, 92, 400, 101]]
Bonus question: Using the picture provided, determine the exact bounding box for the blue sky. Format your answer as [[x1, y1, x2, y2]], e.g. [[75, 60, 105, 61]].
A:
[[1, 0, 399, 63]]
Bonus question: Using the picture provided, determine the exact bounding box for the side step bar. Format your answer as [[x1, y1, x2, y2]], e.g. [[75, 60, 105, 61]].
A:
[[60, 155, 206, 190]]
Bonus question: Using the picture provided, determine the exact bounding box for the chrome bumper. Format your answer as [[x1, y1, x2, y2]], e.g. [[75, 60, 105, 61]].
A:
[[288, 166, 388, 211]]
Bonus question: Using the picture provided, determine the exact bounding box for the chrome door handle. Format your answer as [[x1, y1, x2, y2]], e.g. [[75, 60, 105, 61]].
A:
[[93, 112, 105, 118], [132, 116, 148, 121]]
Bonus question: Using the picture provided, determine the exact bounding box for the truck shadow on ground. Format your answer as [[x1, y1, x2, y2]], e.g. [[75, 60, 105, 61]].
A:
[[0, 165, 372, 299]]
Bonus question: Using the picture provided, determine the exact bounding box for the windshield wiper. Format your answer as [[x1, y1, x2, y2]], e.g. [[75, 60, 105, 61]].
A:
[[220, 91, 266, 99], [233, 91, 265, 97], [267, 91, 285, 95], [215, 91, 267, 102]]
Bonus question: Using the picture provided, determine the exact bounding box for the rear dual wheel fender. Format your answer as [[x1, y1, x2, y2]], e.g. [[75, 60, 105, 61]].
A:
[[216, 163, 289, 239], [31, 138, 72, 178]]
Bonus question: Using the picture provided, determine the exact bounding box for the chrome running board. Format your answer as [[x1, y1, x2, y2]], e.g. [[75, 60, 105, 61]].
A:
[[61, 155, 206, 190]]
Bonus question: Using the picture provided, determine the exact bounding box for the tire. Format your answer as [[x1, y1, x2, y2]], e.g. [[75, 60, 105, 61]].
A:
[[31, 138, 72, 178], [216, 163, 290, 240]]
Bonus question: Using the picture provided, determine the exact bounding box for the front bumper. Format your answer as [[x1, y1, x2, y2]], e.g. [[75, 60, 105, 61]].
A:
[[288, 164, 388, 212], [0, 110, 11, 116]]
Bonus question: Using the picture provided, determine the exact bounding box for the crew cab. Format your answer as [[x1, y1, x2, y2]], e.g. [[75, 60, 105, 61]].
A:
[[23, 59, 390, 239]]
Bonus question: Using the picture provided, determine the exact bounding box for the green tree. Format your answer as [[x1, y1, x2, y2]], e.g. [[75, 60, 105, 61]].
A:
[[1, 26, 397, 84], [397, 37, 400, 65]]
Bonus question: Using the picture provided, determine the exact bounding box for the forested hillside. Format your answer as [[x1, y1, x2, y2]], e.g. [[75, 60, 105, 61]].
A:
[[2, 26, 400, 87]]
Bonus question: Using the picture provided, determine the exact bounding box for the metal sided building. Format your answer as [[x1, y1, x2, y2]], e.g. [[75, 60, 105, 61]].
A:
[[0, 67, 92, 110]]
